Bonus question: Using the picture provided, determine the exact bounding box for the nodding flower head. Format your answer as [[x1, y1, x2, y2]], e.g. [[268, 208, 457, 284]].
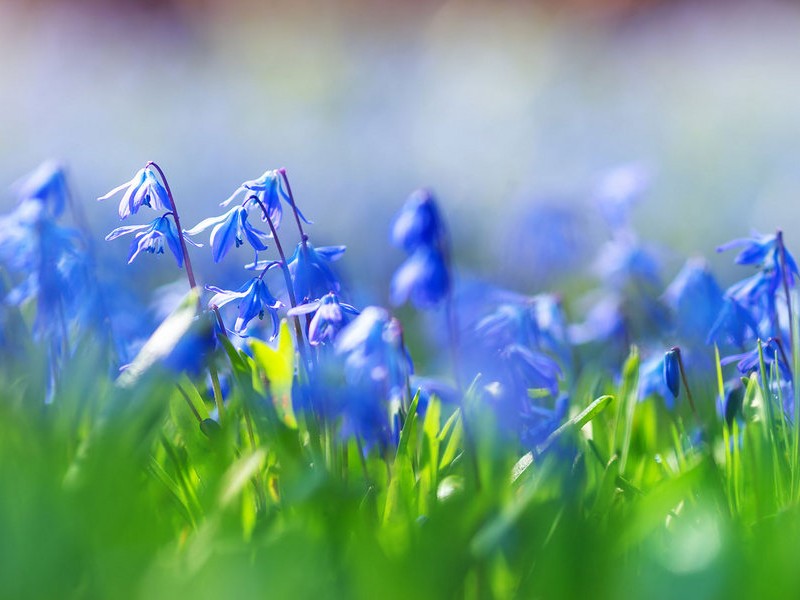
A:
[[288, 292, 358, 346], [662, 258, 723, 342], [390, 245, 450, 308], [14, 160, 69, 217], [206, 276, 283, 336], [286, 242, 345, 303], [98, 166, 172, 219], [185, 205, 269, 263], [221, 168, 310, 228], [391, 188, 448, 253], [105, 214, 191, 268]]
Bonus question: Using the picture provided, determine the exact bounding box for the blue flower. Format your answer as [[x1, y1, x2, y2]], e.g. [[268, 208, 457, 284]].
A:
[[664, 348, 681, 399], [593, 163, 651, 231], [186, 205, 269, 263], [286, 242, 345, 302], [499, 344, 562, 399], [221, 168, 310, 227], [594, 231, 661, 288], [707, 297, 760, 348], [207, 276, 283, 336], [14, 160, 69, 217], [287, 292, 358, 346], [391, 188, 448, 253], [390, 246, 450, 308], [105, 214, 190, 267], [722, 338, 792, 382], [334, 306, 414, 449], [718, 232, 799, 274], [662, 258, 723, 343], [98, 166, 172, 219], [519, 395, 569, 451]]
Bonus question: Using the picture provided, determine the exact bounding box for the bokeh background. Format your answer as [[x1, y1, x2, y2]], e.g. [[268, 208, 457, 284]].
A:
[[3, 0, 800, 304]]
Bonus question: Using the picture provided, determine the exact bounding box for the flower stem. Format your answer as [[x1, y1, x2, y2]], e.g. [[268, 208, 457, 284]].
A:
[[147, 161, 227, 422], [248, 195, 310, 362], [671, 346, 698, 421]]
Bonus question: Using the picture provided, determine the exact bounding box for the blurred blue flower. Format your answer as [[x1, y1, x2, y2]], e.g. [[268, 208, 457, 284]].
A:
[[105, 214, 190, 268], [287, 292, 358, 346], [519, 395, 569, 451], [593, 163, 651, 231], [722, 338, 792, 382], [335, 306, 414, 450], [98, 166, 172, 219], [707, 297, 760, 348], [186, 205, 268, 263], [390, 246, 450, 308], [207, 276, 283, 336], [221, 168, 311, 226], [14, 160, 69, 217], [568, 293, 626, 346], [594, 231, 661, 288], [662, 258, 723, 343], [639, 353, 670, 403], [286, 242, 345, 303], [391, 188, 448, 253], [499, 344, 562, 399]]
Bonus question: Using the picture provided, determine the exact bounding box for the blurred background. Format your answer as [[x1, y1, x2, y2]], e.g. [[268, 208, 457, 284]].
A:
[[2, 0, 800, 304]]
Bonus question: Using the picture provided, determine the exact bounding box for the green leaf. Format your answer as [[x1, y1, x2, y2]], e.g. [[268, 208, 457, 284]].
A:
[[539, 394, 614, 452], [249, 321, 297, 429], [219, 448, 266, 508]]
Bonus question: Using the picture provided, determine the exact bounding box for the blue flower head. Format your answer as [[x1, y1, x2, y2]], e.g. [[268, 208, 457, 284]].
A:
[[186, 205, 269, 263], [639, 352, 671, 405], [286, 242, 345, 303], [718, 232, 799, 275], [391, 188, 447, 253], [390, 246, 450, 308], [709, 298, 758, 350], [14, 160, 69, 217], [221, 168, 310, 227], [207, 275, 283, 336], [664, 348, 681, 399], [105, 214, 190, 268], [593, 163, 651, 231], [662, 258, 723, 343], [287, 292, 358, 346], [334, 306, 414, 450], [98, 166, 172, 219], [722, 338, 792, 383]]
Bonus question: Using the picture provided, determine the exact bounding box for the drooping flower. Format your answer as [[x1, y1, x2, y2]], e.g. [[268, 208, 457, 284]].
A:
[[593, 163, 651, 231], [186, 205, 269, 263], [221, 168, 310, 227], [390, 246, 450, 308], [14, 160, 69, 217], [707, 297, 760, 348], [391, 188, 448, 253], [105, 214, 190, 267], [721, 338, 792, 383], [662, 258, 724, 343], [287, 292, 358, 346], [98, 166, 172, 219], [286, 242, 345, 303], [206, 276, 283, 336], [334, 306, 414, 449]]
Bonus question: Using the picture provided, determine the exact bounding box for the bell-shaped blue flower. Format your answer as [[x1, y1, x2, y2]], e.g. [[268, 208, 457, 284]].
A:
[[14, 160, 69, 217], [286, 242, 345, 303], [707, 297, 760, 348], [390, 246, 450, 308], [391, 188, 448, 253], [221, 168, 310, 227], [662, 258, 723, 343], [206, 276, 283, 336], [105, 214, 189, 267], [98, 166, 172, 219], [593, 163, 651, 231], [287, 292, 358, 346], [186, 205, 269, 263]]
